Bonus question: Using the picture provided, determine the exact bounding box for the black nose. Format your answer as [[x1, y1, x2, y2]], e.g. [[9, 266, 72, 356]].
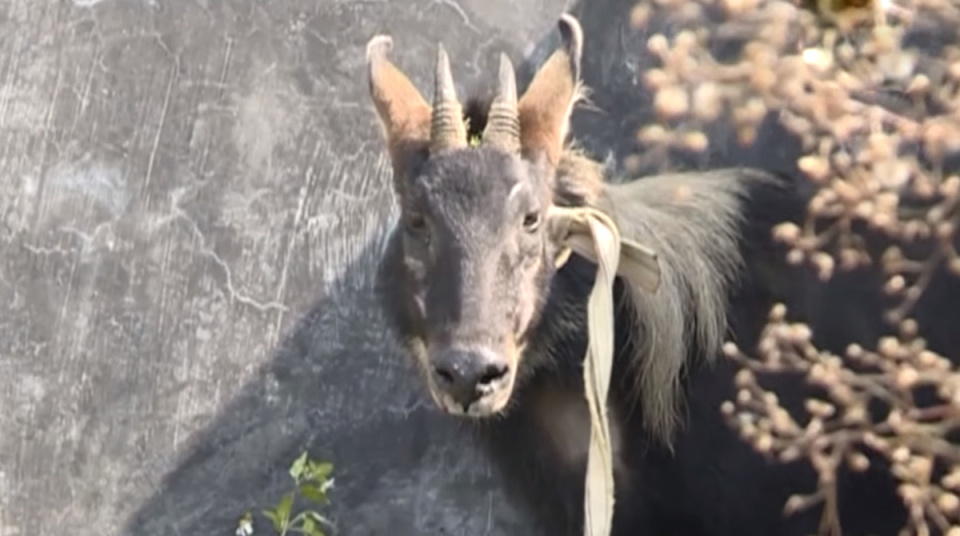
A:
[[432, 348, 510, 409]]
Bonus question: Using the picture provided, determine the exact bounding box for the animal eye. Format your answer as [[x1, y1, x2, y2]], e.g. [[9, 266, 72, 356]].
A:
[[405, 213, 428, 237], [522, 211, 541, 232]]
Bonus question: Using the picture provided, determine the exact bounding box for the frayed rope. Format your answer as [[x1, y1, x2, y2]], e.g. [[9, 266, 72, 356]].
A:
[[548, 206, 662, 536]]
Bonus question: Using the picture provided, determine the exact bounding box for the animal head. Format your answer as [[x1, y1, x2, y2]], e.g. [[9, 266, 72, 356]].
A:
[[367, 15, 589, 417]]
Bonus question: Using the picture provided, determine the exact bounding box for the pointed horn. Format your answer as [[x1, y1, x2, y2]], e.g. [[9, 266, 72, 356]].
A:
[[430, 44, 468, 153], [482, 53, 521, 154]]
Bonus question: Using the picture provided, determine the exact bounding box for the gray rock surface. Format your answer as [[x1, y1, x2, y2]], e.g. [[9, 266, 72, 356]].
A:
[[0, 1, 574, 534], [8, 0, 957, 535]]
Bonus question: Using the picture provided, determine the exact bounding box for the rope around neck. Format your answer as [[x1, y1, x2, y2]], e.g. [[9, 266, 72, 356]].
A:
[[548, 206, 662, 536]]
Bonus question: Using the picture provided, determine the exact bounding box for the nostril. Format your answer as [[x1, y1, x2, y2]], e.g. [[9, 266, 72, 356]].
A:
[[433, 365, 456, 386], [478, 363, 508, 386], [431, 348, 510, 408]]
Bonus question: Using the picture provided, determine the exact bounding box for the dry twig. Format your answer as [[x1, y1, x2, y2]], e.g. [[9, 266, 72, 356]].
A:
[[628, 0, 960, 533]]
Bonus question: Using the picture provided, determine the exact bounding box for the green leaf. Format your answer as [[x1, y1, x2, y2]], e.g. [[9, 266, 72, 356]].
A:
[[306, 461, 333, 483], [299, 483, 328, 505], [276, 491, 295, 527], [289, 451, 309, 482], [301, 517, 327, 536], [262, 508, 282, 533], [306, 510, 332, 526]]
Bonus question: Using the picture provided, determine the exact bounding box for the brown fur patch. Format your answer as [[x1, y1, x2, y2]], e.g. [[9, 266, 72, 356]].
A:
[[555, 147, 606, 206], [368, 51, 433, 186], [518, 51, 580, 166]]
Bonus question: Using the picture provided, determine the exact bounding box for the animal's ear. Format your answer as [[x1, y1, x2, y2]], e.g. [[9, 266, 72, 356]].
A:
[[517, 14, 584, 167], [366, 35, 432, 193]]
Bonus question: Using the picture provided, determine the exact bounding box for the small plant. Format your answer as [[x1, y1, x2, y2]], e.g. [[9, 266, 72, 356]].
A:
[[235, 451, 335, 536]]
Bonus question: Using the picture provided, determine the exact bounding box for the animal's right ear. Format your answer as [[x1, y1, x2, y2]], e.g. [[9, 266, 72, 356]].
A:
[[366, 35, 433, 194], [517, 14, 584, 168]]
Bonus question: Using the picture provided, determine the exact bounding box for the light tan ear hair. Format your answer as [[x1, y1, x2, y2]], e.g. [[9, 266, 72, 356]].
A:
[[517, 14, 585, 167], [366, 35, 433, 188]]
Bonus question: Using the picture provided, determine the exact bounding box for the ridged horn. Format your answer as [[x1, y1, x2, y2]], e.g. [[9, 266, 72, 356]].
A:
[[482, 53, 521, 154], [430, 44, 467, 153]]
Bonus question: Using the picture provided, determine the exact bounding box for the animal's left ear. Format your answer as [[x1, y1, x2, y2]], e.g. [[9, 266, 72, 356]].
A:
[[517, 14, 584, 167]]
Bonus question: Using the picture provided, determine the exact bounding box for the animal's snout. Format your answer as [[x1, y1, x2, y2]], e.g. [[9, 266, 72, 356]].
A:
[[431, 347, 510, 410]]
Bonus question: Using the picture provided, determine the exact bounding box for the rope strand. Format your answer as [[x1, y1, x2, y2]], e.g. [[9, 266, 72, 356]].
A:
[[549, 206, 662, 536]]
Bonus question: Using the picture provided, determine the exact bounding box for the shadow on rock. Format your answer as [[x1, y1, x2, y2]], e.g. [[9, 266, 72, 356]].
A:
[[122, 214, 539, 535]]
